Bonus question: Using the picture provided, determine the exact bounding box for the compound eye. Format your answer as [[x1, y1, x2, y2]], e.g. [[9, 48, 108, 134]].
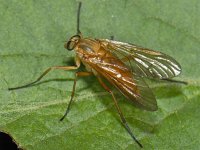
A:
[[64, 35, 81, 50], [64, 40, 75, 50]]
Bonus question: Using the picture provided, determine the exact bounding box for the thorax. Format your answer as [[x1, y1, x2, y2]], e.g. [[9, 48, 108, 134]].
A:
[[74, 38, 130, 76]]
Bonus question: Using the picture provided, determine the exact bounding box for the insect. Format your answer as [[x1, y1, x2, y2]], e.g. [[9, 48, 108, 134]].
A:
[[8, 2, 187, 148]]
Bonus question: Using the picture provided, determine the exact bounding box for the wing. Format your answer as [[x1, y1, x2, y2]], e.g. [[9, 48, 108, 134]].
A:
[[99, 39, 182, 79], [87, 56, 157, 111]]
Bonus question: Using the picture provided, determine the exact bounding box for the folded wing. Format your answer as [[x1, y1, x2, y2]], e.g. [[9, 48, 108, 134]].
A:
[[88, 56, 157, 111], [99, 39, 182, 79]]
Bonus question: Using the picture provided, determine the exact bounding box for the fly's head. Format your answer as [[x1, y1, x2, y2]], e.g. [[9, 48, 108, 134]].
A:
[[64, 34, 81, 51]]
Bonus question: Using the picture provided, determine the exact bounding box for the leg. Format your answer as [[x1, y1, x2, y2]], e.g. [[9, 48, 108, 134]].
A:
[[162, 78, 188, 85], [8, 57, 81, 90], [60, 72, 93, 121], [8, 66, 77, 90], [97, 77, 143, 148], [8, 66, 78, 90]]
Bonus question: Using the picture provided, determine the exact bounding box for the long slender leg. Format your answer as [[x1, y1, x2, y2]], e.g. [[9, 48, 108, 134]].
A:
[[60, 72, 93, 121], [162, 78, 188, 85], [8, 57, 81, 90], [8, 66, 78, 90], [97, 77, 143, 148]]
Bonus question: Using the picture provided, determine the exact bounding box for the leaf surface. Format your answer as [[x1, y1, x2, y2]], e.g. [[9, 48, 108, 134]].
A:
[[0, 0, 199, 149]]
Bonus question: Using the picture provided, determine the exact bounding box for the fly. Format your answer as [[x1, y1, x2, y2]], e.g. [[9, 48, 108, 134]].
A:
[[8, 2, 187, 148]]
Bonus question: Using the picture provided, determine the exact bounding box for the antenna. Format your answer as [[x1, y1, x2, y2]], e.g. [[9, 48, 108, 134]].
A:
[[77, 2, 82, 34]]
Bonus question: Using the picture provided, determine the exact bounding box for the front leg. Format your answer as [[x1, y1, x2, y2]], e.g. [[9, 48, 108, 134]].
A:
[[8, 56, 81, 90]]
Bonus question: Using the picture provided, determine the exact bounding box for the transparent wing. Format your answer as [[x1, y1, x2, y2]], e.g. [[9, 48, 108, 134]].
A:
[[99, 39, 182, 79], [87, 56, 157, 111]]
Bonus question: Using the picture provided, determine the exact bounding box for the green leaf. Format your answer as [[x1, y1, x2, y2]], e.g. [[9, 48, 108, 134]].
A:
[[0, 0, 199, 149]]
